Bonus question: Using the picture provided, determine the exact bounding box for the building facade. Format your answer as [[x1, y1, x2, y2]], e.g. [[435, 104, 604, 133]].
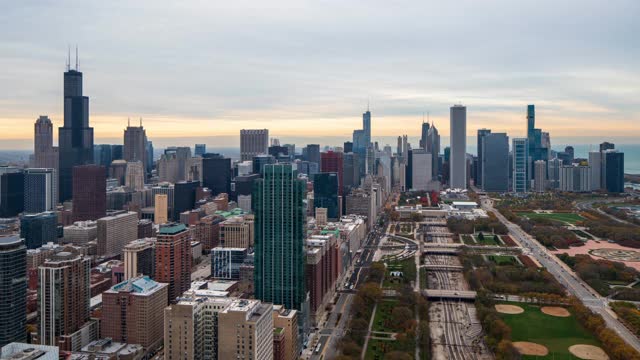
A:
[[72, 165, 106, 221], [101, 276, 167, 351], [449, 105, 467, 189], [0, 236, 27, 348], [253, 164, 307, 311], [240, 129, 269, 161], [155, 224, 191, 302]]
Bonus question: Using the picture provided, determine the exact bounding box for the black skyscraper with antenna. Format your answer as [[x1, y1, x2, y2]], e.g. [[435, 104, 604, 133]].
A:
[[58, 47, 94, 202]]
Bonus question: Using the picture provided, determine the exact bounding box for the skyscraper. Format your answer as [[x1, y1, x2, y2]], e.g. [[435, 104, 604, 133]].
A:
[[419, 121, 430, 150], [589, 151, 602, 190], [513, 138, 529, 193], [58, 58, 94, 202], [194, 144, 206, 157], [0, 168, 24, 217], [20, 212, 57, 249], [0, 236, 27, 348], [534, 160, 547, 192], [240, 129, 269, 161], [313, 173, 339, 220], [33, 116, 58, 170], [362, 109, 371, 146], [155, 224, 191, 302], [154, 194, 168, 224], [603, 150, 624, 193], [72, 165, 106, 221], [202, 153, 231, 195], [38, 247, 91, 349], [525, 105, 549, 176], [173, 181, 199, 220], [124, 161, 145, 191], [427, 122, 440, 180], [320, 151, 343, 196], [476, 129, 491, 187], [305, 144, 321, 165], [449, 105, 467, 189], [481, 133, 509, 192], [123, 120, 148, 176], [23, 168, 57, 213], [253, 164, 306, 311]]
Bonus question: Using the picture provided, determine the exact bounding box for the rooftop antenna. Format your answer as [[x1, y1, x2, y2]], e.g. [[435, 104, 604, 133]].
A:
[[66, 45, 71, 71], [75, 45, 78, 70], [128, 117, 130, 127], [422, 112, 425, 124], [367, 98, 370, 112], [139, 117, 142, 127]]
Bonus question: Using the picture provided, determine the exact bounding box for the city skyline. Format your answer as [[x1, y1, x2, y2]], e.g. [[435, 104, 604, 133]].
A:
[[1, 1, 638, 146]]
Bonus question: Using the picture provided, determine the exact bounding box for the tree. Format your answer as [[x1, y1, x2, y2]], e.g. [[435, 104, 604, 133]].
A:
[[369, 262, 386, 283], [478, 232, 485, 241], [358, 282, 382, 305], [384, 352, 413, 360], [391, 306, 414, 330]]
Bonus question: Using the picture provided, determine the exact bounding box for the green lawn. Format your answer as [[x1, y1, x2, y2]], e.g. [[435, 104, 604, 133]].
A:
[[365, 338, 413, 360], [372, 299, 400, 333], [383, 259, 417, 289], [517, 212, 584, 225], [486, 255, 519, 266], [498, 302, 601, 360], [473, 234, 502, 246]]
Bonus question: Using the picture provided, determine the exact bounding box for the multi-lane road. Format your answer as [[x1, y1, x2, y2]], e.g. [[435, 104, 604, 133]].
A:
[[481, 196, 640, 352], [311, 223, 386, 360]]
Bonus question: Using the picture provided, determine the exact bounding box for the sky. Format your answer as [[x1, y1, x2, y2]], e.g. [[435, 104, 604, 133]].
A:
[[0, 0, 638, 149]]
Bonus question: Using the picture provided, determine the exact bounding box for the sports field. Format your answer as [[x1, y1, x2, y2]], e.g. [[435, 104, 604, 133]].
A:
[[517, 212, 584, 225], [498, 302, 601, 359]]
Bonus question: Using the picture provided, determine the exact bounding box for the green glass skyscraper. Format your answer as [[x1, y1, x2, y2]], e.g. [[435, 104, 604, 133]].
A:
[[253, 164, 307, 311]]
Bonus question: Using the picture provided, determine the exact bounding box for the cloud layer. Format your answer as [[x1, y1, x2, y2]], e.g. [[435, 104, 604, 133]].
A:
[[0, 0, 638, 148]]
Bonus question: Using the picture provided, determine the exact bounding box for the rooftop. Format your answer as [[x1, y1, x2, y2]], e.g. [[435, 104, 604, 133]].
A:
[[158, 223, 187, 235], [111, 276, 164, 294]]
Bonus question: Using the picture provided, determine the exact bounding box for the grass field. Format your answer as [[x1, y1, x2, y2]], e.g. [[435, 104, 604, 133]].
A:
[[517, 212, 584, 225], [486, 255, 519, 266], [498, 302, 601, 359], [473, 234, 502, 246], [372, 299, 399, 332], [365, 338, 413, 360]]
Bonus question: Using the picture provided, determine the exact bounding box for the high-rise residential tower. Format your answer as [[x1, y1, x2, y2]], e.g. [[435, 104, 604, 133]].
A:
[[449, 105, 467, 189], [0, 236, 27, 348], [155, 224, 191, 302], [38, 247, 91, 349], [253, 164, 306, 312], [240, 129, 269, 161], [512, 138, 529, 193], [58, 58, 94, 202]]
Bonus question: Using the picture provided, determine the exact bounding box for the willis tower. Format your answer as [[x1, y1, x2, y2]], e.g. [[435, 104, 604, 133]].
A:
[[59, 49, 94, 202]]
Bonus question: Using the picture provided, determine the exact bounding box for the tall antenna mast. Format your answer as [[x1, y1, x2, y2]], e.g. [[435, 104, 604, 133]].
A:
[[66, 45, 71, 71], [75, 45, 78, 70], [140, 117, 142, 127], [128, 117, 130, 127]]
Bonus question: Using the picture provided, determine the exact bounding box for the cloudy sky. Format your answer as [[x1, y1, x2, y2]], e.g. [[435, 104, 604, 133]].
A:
[[0, 0, 638, 149]]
